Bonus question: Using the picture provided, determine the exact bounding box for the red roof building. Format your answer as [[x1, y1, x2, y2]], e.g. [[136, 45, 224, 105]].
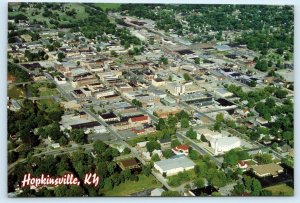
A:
[[131, 128, 145, 135], [129, 115, 150, 125], [237, 160, 248, 169], [172, 145, 189, 156]]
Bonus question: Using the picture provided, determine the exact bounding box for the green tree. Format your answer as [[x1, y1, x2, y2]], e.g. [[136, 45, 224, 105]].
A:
[[183, 73, 191, 81], [110, 50, 118, 57], [186, 128, 197, 139], [171, 139, 181, 148], [93, 140, 107, 155], [193, 177, 205, 188], [159, 56, 168, 65], [161, 191, 180, 197], [189, 149, 199, 160], [251, 179, 262, 196], [162, 149, 173, 158], [214, 121, 221, 131], [57, 52, 65, 62], [156, 118, 166, 130], [275, 89, 288, 99], [142, 164, 152, 176], [181, 118, 190, 128], [70, 129, 85, 144], [151, 153, 161, 162], [216, 113, 224, 123], [200, 134, 207, 142], [54, 185, 67, 197], [146, 141, 161, 153]]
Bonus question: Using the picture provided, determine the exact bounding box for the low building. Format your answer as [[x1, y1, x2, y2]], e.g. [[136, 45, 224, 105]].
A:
[[256, 117, 268, 125], [72, 89, 85, 98], [131, 127, 145, 135], [51, 143, 60, 149], [252, 163, 284, 178], [196, 129, 222, 141], [161, 96, 177, 106], [152, 149, 163, 158], [150, 188, 165, 196], [118, 158, 141, 170], [94, 89, 115, 99], [128, 115, 150, 126], [152, 78, 166, 87], [158, 138, 172, 148], [81, 87, 92, 97], [172, 145, 189, 156], [153, 106, 181, 118], [54, 76, 67, 85], [60, 100, 81, 110], [210, 137, 241, 155], [237, 160, 248, 170], [154, 156, 195, 176], [136, 141, 149, 149], [99, 112, 120, 123], [166, 82, 185, 96], [214, 88, 233, 98], [114, 83, 134, 93], [181, 92, 214, 107]]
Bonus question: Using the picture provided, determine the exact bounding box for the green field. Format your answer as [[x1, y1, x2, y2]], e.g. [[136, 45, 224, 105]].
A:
[[103, 174, 162, 196], [9, 3, 89, 28], [37, 98, 55, 107], [95, 3, 121, 11], [39, 87, 58, 97], [265, 184, 294, 196], [8, 86, 25, 99]]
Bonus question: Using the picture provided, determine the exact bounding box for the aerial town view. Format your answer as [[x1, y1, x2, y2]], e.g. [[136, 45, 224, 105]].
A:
[[7, 2, 294, 197]]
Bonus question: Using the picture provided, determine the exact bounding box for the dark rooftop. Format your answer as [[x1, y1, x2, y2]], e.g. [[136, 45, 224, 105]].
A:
[[22, 63, 41, 70], [100, 112, 118, 119], [190, 186, 217, 196], [176, 49, 195, 55], [71, 121, 100, 129], [73, 89, 83, 94], [225, 54, 238, 59], [216, 98, 235, 106]]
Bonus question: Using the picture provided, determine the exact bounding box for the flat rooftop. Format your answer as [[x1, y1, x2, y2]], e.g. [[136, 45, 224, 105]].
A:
[[155, 156, 195, 171]]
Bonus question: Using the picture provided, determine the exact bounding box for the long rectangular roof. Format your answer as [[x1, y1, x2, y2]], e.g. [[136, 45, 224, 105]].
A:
[[155, 156, 195, 171]]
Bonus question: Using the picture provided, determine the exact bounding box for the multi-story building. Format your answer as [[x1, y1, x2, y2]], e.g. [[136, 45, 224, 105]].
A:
[[166, 82, 185, 96]]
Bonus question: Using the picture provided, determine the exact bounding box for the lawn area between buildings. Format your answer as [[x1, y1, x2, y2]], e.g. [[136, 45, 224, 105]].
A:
[[103, 174, 162, 196], [265, 183, 294, 196], [39, 87, 58, 97]]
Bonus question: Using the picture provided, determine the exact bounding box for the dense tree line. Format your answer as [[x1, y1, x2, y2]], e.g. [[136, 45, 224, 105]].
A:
[[118, 4, 293, 53], [9, 140, 153, 196], [224, 84, 293, 146], [8, 62, 31, 82]]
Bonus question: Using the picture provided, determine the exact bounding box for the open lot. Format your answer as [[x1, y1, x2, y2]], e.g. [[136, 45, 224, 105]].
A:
[[265, 183, 293, 196], [103, 174, 162, 196]]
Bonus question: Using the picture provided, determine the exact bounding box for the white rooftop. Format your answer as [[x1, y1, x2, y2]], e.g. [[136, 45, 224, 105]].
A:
[[154, 156, 195, 171]]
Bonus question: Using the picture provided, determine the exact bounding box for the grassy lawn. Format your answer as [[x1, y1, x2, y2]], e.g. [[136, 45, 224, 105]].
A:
[[103, 174, 162, 196], [167, 169, 196, 187], [8, 86, 25, 99], [37, 98, 55, 107], [265, 184, 294, 196], [95, 3, 121, 11], [39, 87, 58, 97]]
